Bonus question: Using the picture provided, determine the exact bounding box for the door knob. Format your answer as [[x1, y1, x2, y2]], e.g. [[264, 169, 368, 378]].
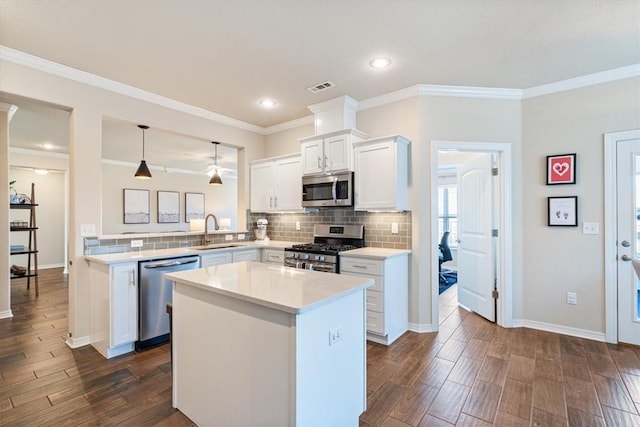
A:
[[621, 240, 631, 247], [621, 254, 633, 262]]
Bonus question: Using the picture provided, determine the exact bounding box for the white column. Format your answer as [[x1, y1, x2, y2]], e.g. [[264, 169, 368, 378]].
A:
[[66, 108, 102, 346], [0, 104, 13, 319]]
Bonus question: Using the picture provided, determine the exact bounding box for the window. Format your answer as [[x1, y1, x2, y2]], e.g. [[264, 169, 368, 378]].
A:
[[438, 185, 458, 248]]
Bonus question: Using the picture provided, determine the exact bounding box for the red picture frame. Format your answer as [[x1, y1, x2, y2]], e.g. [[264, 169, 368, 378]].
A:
[[546, 153, 576, 185]]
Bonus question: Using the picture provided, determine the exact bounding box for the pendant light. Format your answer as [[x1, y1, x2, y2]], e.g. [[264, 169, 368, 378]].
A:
[[135, 125, 152, 179], [209, 141, 223, 185]]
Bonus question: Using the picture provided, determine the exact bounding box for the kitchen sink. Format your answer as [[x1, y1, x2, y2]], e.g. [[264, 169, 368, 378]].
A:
[[192, 243, 244, 250]]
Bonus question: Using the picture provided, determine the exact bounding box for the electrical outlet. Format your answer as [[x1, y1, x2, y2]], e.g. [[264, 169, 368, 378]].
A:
[[237, 234, 245, 240], [130, 239, 143, 248], [391, 223, 399, 234], [296, 221, 301, 231], [80, 224, 95, 237], [329, 326, 343, 346], [225, 235, 233, 241], [567, 292, 577, 305]]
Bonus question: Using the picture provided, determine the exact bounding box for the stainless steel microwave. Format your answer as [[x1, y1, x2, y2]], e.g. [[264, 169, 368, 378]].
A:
[[302, 172, 353, 207]]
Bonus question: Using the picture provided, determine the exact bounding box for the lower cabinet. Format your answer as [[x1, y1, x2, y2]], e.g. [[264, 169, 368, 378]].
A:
[[262, 248, 284, 264], [340, 253, 408, 345], [200, 251, 232, 267], [89, 261, 138, 358], [232, 249, 260, 263]]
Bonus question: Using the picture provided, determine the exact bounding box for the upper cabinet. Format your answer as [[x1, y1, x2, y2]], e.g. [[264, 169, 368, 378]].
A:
[[250, 154, 303, 213], [353, 135, 411, 211], [299, 129, 368, 176]]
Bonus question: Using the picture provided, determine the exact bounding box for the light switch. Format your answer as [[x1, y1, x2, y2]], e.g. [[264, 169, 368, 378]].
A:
[[582, 222, 599, 235], [391, 223, 399, 234], [295, 221, 301, 231]]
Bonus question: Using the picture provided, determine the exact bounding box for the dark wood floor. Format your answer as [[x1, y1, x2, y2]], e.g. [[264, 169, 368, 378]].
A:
[[1, 269, 639, 426]]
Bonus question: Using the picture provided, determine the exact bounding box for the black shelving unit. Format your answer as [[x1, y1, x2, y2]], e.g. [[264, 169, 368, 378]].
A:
[[10, 183, 39, 296]]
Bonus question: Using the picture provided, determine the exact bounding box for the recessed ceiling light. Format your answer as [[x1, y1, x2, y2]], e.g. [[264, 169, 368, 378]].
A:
[[258, 99, 277, 108], [369, 56, 392, 69], [42, 142, 54, 150], [34, 169, 48, 175]]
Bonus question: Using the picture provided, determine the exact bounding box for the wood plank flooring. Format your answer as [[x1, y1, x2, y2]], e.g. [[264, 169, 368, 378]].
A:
[[1, 269, 639, 426]]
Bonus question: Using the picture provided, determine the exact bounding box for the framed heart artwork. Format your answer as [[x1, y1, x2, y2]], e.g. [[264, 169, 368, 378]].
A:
[[546, 153, 576, 185]]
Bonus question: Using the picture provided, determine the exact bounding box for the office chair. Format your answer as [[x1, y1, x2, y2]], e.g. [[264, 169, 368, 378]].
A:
[[439, 231, 453, 284]]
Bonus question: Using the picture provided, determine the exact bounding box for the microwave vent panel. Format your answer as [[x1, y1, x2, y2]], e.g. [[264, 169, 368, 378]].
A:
[[307, 81, 336, 94]]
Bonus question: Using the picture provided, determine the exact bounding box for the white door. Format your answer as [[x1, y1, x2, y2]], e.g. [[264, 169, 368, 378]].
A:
[[617, 138, 640, 345], [456, 153, 495, 322]]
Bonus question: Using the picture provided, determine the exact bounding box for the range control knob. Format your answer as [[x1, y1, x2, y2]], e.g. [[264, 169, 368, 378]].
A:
[[302, 254, 310, 260], [316, 255, 325, 261]]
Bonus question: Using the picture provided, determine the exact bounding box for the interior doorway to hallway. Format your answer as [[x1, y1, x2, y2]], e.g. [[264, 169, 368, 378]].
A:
[[430, 141, 514, 331]]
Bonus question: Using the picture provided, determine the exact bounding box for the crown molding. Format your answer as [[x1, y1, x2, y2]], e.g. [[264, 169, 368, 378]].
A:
[[0, 45, 266, 135], [522, 64, 640, 99], [307, 95, 358, 114], [263, 115, 314, 135]]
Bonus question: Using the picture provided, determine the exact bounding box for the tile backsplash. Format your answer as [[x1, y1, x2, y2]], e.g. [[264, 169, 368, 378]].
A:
[[248, 208, 411, 249], [85, 208, 411, 255]]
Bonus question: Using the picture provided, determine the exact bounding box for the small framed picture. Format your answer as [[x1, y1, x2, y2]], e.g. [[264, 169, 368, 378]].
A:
[[157, 191, 180, 223], [546, 153, 576, 185], [548, 196, 578, 227], [123, 189, 150, 224], [185, 192, 205, 223]]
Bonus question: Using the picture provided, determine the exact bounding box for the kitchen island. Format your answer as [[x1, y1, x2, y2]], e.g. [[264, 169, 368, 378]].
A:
[[166, 261, 374, 427]]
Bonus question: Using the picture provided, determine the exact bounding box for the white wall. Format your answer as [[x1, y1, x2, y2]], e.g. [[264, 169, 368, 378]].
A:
[[101, 163, 239, 233], [522, 77, 640, 335], [9, 167, 65, 268], [264, 122, 314, 158]]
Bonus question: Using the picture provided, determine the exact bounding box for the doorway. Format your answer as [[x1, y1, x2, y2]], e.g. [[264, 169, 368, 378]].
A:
[[430, 141, 513, 330], [604, 129, 640, 345]]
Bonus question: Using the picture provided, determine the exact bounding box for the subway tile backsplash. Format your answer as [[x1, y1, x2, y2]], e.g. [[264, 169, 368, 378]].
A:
[[85, 208, 411, 255]]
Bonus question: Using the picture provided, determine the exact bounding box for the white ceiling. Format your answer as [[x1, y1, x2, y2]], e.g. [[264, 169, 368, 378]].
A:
[[1, 1, 638, 128]]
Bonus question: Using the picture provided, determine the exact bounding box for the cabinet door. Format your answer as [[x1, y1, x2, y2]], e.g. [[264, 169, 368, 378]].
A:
[[262, 248, 284, 264], [300, 138, 324, 175], [111, 263, 138, 346], [250, 162, 276, 212], [354, 141, 396, 210], [324, 134, 350, 173], [201, 252, 232, 266], [274, 156, 302, 211], [232, 249, 259, 263]]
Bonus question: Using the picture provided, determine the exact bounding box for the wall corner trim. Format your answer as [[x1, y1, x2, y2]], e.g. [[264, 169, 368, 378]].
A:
[[66, 335, 91, 349], [0, 310, 13, 320], [408, 322, 434, 333]]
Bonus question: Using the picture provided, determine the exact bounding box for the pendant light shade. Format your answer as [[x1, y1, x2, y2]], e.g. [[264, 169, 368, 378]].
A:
[[135, 125, 152, 179], [209, 141, 223, 185]]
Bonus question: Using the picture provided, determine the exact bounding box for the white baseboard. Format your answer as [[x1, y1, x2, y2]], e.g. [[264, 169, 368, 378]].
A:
[[0, 309, 13, 319], [512, 319, 606, 342], [408, 322, 435, 333], [39, 263, 65, 270], [66, 335, 91, 348]]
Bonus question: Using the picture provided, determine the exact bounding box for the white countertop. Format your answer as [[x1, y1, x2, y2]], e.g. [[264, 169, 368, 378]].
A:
[[167, 261, 374, 314], [84, 240, 298, 265], [340, 247, 412, 259]]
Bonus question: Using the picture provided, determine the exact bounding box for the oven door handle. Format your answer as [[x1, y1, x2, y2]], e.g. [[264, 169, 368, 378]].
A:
[[332, 177, 337, 204]]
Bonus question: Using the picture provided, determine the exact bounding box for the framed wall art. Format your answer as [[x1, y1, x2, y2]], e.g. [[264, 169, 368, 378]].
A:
[[157, 191, 180, 223], [123, 189, 150, 224], [548, 196, 578, 227], [546, 153, 576, 185], [185, 192, 205, 223]]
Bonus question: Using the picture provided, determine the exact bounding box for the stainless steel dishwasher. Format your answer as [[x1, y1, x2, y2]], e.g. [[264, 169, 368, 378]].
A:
[[137, 255, 200, 350]]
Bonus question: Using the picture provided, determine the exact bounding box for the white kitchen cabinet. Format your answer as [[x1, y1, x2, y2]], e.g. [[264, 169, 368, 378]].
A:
[[353, 135, 410, 211], [89, 261, 138, 358], [299, 129, 368, 176], [262, 248, 284, 264], [232, 249, 260, 263], [250, 154, 303, 213], [200, 251, 233, 267], [341, 252, 409, 345]]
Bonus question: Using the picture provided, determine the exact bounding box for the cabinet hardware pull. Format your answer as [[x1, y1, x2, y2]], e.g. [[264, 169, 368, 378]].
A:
[[317, 156, 322, 169]]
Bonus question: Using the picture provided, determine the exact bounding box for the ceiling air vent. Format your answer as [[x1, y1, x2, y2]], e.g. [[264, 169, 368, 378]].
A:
[[307, 81, 336, 94]]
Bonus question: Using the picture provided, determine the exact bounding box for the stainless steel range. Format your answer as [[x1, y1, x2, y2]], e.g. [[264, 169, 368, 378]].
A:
[[284, 224, 364, 273]]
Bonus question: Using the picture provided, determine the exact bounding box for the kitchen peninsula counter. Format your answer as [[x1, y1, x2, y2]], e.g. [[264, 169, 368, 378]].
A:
[[167, 261, 373, 426]]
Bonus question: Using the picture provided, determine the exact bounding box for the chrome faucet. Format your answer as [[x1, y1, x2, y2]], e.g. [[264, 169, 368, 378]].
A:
[[203, 213, 220, 245]]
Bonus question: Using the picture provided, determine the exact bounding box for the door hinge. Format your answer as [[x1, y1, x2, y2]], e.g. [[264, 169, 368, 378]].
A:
[[492, 289, 499, 299], [492, 229, 499, 237], [491, 167, 499, 176]]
